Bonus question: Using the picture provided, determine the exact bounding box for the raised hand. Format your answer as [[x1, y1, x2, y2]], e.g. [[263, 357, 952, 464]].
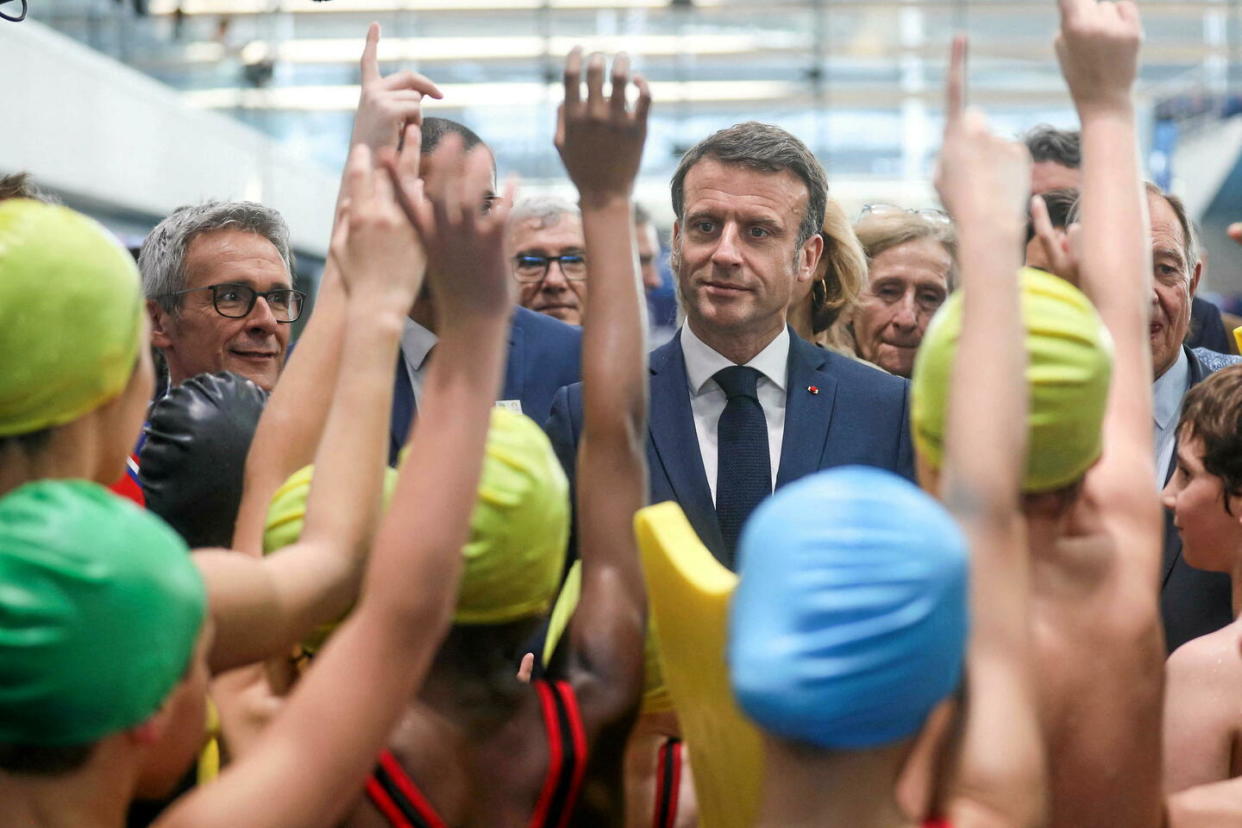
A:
[[1030, 194, 1081, 283], [556, 49, 651, 207], [934, 37, 1031, 229], [330, 142, 427, 309], [387, 135, 515, 323], [349, 23, 443, 159], [1055, 0, 1142, 115]]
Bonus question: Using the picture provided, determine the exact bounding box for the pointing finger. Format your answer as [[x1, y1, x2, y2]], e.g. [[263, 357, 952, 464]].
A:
[[361, 23, 381, 85]]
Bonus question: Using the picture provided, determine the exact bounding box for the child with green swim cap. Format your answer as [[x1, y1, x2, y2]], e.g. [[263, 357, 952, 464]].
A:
[[910, 3, 1166, 827], [0, 56, 518, 825]]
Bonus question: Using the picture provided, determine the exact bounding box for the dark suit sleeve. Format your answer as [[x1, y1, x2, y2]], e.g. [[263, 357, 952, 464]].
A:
[[544, 383, 582, 504]]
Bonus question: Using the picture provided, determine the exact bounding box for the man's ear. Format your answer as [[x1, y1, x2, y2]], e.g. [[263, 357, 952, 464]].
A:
[[669, 221, 682, 271], [1190, 259, 1203, 298], [147, 299, 174, 350], [797, 233, 825, 283]]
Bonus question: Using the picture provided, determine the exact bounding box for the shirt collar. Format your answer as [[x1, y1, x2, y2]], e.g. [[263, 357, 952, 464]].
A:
[[1153, 346, 1190, 430], [402, 318, 438, 370], [681, 323, 790, 395]]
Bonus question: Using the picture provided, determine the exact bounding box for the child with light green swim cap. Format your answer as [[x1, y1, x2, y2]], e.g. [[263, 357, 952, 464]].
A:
[[0, 199, 145, 438], [263, 406, 569, 639], [911, 266, 1114, 492], [0, 480, 206, 748]]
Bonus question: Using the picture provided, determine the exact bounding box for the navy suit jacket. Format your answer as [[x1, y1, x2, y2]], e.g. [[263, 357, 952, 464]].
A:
[[1161, 345, 1242, 652], [389, 306, 581, 465], [545, 328, 915, 568]]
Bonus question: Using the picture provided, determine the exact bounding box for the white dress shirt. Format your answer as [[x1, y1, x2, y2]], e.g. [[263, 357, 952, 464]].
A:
[[1153, 347, 1190, 486], [400, 318, 439, 405], [681, 323, 789, 504]]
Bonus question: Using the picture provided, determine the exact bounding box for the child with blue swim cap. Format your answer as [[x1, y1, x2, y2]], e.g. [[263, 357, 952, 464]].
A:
[[729, 32, 1047, 828]]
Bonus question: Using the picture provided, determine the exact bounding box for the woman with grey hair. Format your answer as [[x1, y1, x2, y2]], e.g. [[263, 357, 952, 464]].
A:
[[848, 207, 957, 378]]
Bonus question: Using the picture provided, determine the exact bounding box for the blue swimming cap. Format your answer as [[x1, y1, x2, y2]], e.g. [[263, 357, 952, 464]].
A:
[[728, 466, 968, 750]]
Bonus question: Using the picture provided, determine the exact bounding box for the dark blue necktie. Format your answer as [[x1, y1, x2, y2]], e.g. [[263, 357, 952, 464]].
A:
[[714, 365, 770, 566]]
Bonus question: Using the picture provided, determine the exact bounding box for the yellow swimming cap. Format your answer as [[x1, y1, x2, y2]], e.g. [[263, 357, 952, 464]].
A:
[[1234, 325, 1241, 356], [0, 200, 144, 437], [911, 267, 1113, 493], [456, 407, 569, 624], [263, 408, 569, 629]]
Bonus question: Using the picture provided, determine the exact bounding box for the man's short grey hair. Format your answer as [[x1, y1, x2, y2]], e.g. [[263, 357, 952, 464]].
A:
[[671, 122, 828, 250], [508, 195, 581, 232], [140, 201, 293, 313]]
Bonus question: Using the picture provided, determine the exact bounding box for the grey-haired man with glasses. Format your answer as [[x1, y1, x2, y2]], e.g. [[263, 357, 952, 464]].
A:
[[141, 200, 300, 392], [507, 195, 589, 326]]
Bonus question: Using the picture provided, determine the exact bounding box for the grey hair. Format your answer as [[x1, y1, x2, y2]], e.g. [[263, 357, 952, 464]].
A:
[[1069, 182, 1198, 273], [508, 195, 581, 232], [140, 201, 293, 312], [670, 121, 828, 250], [854, 211, 958, 290]]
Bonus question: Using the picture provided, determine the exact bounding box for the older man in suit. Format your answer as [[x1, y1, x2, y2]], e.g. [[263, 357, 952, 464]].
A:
[[546, 122, 912, 568], [1148, 185, 1242, 652], [390, 118, 581, 464]]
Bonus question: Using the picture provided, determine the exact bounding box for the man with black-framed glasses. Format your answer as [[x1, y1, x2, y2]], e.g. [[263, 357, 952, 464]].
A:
[[140, 200, 297, 392], [507, 196, 590, 326]]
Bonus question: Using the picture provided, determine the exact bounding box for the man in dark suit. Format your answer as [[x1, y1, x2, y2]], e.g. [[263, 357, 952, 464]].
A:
[[390, 118, 581, 464], [546, 122, 912, 568], [1148, 184, 1242, 651]]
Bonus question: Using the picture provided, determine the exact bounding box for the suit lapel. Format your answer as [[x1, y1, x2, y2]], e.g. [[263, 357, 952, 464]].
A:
[[776, 333, 836, 488], [648, 334, 725, 557]]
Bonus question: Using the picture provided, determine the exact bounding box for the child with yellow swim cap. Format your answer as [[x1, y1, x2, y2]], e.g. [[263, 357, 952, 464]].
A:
[[0, 42, 516, 826]]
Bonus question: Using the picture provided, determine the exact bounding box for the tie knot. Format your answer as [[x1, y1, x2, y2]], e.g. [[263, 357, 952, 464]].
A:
[[714, 365, 762, 400]]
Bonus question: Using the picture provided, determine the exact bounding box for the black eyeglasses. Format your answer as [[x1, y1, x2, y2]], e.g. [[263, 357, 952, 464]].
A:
[[163, 283, 306, 323], [512, 253, 587, 283]]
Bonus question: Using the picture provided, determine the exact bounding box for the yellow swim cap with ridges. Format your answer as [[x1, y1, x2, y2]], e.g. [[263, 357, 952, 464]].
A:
[[911, 267, 1113, 493], [263, 407, 569, 632], [0, 200, 144, 437], [455, 407, 569, 624]]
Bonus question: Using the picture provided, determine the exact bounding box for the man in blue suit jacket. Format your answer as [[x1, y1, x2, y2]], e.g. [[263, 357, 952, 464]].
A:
[[389, 118, 580, 464], [546, 122, 912, 568]]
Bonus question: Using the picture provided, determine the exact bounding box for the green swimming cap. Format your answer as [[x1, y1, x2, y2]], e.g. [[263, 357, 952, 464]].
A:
[[263, 407, 569, 629], [911, 267, 1113, 493], [0, 480, 206, 746], [0, 200, 144, 437]]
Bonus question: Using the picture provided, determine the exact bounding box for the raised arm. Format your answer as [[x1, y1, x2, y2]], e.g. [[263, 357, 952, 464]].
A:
[[1058, 0, 1158, 513], [231, 23, 437, 558], [193, 127, 427, 675], [161, 136, 514, 828], [555, 50, 651, 713], [931, 37, 1043, 828]]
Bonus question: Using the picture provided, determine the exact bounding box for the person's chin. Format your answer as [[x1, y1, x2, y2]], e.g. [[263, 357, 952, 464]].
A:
[[875, 345, 916, 378], [224, 352, 282, 390]]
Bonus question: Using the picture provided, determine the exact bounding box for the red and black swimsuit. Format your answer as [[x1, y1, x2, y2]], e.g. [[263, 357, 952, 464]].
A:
[[651, 737, 683, 828], [366, 680, 588, 828]]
